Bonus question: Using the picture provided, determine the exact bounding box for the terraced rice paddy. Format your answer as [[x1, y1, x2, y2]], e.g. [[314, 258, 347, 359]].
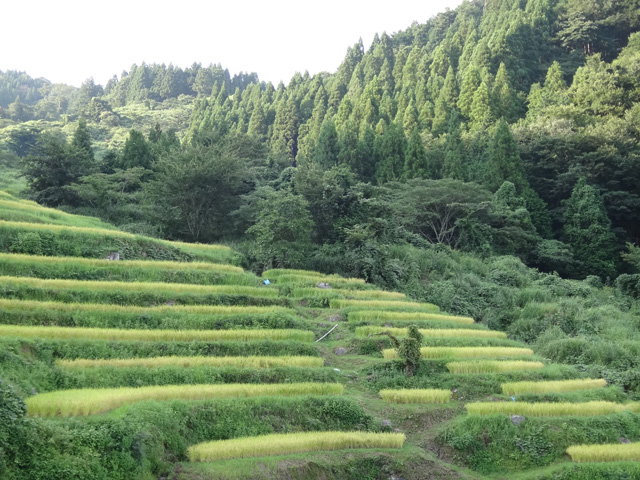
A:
[[383, 346, 534, 360], [501, 378, 607, 395], [356, 326, 506, 338], [466, 401, 640, 416], [566, 443, 640, 462], [0, 325, 314, 342], [187, 431, 406, 462], [349, 310, 474, 325], [446, 360, 545, 374], [331, 299, 439, 311], [379, 388, 451, 404], [26, 382, 344, 417], [292, 287, 406, 300], [56, 355, 324, 369]]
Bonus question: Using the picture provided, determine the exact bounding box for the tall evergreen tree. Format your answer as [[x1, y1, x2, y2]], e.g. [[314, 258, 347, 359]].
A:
[[71, 118, 94, 163], [374, 122, 407, 184], [403, 129, 428, 179], [486, 119, 526, 191], [442, 111, 466, 181]]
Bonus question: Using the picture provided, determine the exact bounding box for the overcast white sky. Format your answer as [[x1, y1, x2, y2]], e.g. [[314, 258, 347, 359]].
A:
[[4, 0, 464, 87]]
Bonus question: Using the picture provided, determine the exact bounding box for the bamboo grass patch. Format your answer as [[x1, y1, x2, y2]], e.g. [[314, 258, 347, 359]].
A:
[[0, 253, 243, 273], [331, 299, 440, 311], [466, 401, 640, 417], [187, 431, 405, 462], [446, 360, 545, 374], [382, 346, 534, 360], [26, 382, 344, 417], [0, 325, 314, 342], [566, 443, 640, 462], [501, 378, 607, 395], [348, 312, 478, 326], [56, 355, 324, 369], [356, 326, 505, 338], [379, 388, 451, 404]]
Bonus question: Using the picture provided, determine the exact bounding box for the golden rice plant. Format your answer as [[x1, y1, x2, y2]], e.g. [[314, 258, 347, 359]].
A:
[[187, 431, 405, 462], [56, 355, 324, 369], [0, 199, 82, 218], [446, 360, 545, 374], [292, 288, 405, 300], [566, 443, 640, 462], [331, 299, 439, 311], [382, 347, 534, 360], [379, 388, 451, 404], [0, 275, 278, 297], [0, 325, 314, 342], [26, 382, 344, 417], [349, 311, 476, 325], [160, 239, 231, 252], [0, 298, 288, 316], [263, 269, 327, 278], [0, 220, 135, 238], [356, 326, 505, 338], [501, 378, 607, 395], [0, 253, 243, 273], [466, 401, 640, 417], [272, 274, 366, 286]]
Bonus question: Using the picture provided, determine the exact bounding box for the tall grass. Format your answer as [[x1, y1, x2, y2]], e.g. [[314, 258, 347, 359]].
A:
[[187, 431, 405, 462], [566, 443, 640, 462], [349, 311, 476, 325], [446, 360, 545, 374], [466, 401, 640, 417], [332, 299, 440, 311], [56, 355, 324, 369], [356, 326, 505, 338], [26, 382, 344, 417], [292, 288, 406, 300], [382, 347, 534, 360], [501, 378, 607, 395], [0, 325, 314, 342], [379, 388, 451, 404]]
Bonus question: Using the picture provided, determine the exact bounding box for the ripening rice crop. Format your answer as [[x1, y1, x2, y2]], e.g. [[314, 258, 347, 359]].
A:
[[26, 382, 344, 417], [0, 325, 314, 342], [0, 275, 278, 298], [349, 311, 477, 326], [271, 274, 367, 287], [356, 326, 505, 338], [187, 431, 405, 462], [466, 401, 640, 417], [382, 347, 534, 360], [262, 269, 328, 278], [501, 378, 607, 395], [379, 388, 451, 404], [292, 288, 405, 300], [56, 355, 324, 369], [446, 360, 545, 374], [0, 219, 135, 238], [566, 443, 640, 462], [331, 299, 439, 311], [160, 239, 230, 252]]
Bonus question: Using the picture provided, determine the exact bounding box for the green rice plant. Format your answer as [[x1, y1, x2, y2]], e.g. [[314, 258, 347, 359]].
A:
[[187, 431, 405, 462], [356, 326, 505, 338], [466, 401, 640, 417], [26, 382, 344, 417], [331, 299, 440, 311], [272, 274, 367, 288], [348, 312, 478, 326], [0, 199, 118, 230], [291, 288, 406, 301], [0, 325, 314, 342], [446, 360, 545, 374], [379, 388, 451, 404], [0, 219, 134, 238], [501, 378, 607, 395], [262, 268, 328, 278], [56, 355, 324, 369], [566, 443, 640, 462], [382, 346, 534, 360], [0, 253, 254, 285]]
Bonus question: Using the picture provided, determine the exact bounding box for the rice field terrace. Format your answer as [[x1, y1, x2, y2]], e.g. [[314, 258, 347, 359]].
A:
[[2, 197, 640, 480]]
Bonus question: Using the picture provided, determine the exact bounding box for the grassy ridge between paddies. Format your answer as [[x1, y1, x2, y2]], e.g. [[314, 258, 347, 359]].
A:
[[291, 287, 406, 300], [332, 299, 439, 311], [502, 378, 607, 395], [0, 298, 303, 330], [26, 382, 345, 417], [379, 388, 451, 404], [187, 431, 405, 462], [0, 253, 256, 285], [0, 324, 314, 342], [383, 346, 534, 359], [356, 326, 505, 338], [446, 360, 545, 373], [566, 443, 640, 462], [466, 401, 640, 417], [0, 219, 237, 263], [349, 311, 475, 326], [56, 355, 324, 369], [0, 275, 284, 306]]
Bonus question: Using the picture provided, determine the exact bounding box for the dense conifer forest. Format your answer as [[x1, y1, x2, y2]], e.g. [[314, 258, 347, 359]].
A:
[[3, 0, 640, 478]]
